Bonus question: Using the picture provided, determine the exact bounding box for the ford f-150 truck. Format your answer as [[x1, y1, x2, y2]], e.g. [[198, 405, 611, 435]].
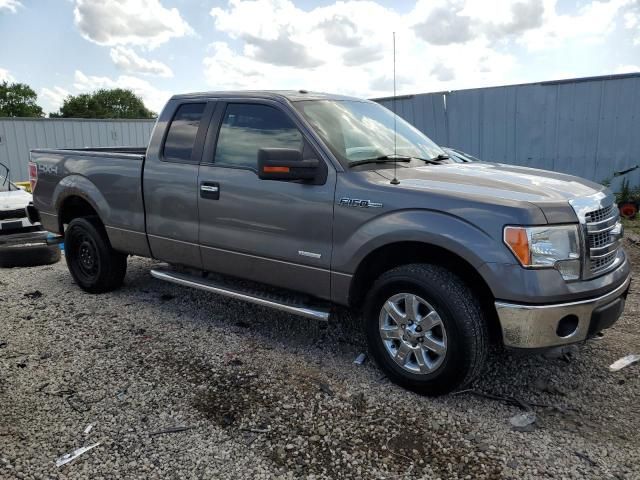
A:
[[29, 91, 631, 395]]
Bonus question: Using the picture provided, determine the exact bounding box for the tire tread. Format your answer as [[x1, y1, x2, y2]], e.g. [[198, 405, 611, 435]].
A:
[[65, 216, 126, 293], [364, 263, 489, 394]]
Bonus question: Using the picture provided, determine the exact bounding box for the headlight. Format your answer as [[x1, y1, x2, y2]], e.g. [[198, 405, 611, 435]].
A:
[[504, 225, 581, 280]]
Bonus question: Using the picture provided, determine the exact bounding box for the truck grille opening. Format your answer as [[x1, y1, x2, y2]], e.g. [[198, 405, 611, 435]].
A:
[[0, 208, 26, 221], [584, 204, 620, 278]]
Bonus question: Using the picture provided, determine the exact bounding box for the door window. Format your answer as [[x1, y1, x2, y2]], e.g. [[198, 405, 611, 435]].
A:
[[163, 103, 206, 163], [214, 103, 303, 169]]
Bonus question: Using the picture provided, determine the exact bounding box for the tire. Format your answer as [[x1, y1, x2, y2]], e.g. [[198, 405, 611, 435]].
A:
[[0, 244, 61, 268], [64, 216, 127, 293], [363, 264, 488, 396]]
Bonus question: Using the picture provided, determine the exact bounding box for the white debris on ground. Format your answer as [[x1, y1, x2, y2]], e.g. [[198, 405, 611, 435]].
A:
[[55, 443, 100, 467], [609, 354, 640, 372], [1, 244, 639, 479]]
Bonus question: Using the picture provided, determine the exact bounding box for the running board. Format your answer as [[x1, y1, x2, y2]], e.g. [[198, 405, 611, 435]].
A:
[[150, 268, 330, 321]]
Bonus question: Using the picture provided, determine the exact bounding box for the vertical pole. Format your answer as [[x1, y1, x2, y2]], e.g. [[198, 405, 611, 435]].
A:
[[391, 32, 400, 185]]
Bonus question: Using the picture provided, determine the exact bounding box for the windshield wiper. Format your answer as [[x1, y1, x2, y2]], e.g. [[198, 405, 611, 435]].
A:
[[349, 153, 451, 168], [348, 155, 412, 168]]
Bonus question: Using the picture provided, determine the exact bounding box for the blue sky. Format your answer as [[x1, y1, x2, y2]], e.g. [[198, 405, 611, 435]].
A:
[[0, 0, 639, 115]]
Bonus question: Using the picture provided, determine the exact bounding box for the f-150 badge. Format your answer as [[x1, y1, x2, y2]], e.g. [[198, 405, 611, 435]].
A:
[[339, 197, 383, 208]]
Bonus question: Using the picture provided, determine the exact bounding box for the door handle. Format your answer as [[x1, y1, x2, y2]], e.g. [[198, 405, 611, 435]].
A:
[[200, 182, 220, 200]]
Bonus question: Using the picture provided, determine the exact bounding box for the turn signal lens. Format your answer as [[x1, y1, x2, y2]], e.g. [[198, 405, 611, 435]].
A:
[[263, 166, 290, 173], [504, 226, 530, 266]]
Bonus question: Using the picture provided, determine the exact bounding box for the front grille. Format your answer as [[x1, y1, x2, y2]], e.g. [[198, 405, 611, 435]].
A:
[[590, 250, 618, 274], [0, 208, 26, 220], [589, 230, 612, 249], [585, 204, 614, 224], [584, 203, 620, 278]]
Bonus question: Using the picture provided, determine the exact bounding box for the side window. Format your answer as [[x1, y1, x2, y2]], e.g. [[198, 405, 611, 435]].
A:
[[214, 103, 303, 169], [163, 103, 206, 162]]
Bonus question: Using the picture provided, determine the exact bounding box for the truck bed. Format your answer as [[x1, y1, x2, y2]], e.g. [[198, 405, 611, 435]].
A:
[[30, 147, 149, 256]]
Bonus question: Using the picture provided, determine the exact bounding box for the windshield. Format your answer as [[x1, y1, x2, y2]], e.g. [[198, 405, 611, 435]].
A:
[[444, 147, 481, 163], [294, 100, 445, 166]]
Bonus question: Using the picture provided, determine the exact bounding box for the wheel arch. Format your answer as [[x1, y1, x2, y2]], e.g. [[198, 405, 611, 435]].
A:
[[54, 175, 110, 232], [58, 195, 101, 232], [348, 241, 501, 343]]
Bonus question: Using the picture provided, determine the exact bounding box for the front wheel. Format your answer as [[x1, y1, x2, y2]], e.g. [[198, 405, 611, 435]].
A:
[[65, 216, 127, 293], [363, 264, 488, 395]]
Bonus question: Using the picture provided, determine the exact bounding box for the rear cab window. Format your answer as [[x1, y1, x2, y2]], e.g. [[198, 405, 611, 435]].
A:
[[163, 103, 206, 163]]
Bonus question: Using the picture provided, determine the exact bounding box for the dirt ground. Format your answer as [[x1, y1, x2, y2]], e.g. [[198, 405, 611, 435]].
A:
[[0, 243, 639, 479]]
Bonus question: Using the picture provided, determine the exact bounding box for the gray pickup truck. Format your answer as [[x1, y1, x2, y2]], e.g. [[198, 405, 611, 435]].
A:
[[29, 91, 631, 394]]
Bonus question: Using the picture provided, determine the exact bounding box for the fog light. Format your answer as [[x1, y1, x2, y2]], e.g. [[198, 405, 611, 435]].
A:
[[557, 314, 579, 337]]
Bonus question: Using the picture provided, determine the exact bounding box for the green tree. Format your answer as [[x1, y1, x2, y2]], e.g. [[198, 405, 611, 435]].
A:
[[0, 81, 44, 117], [54, 88, 156, 119]]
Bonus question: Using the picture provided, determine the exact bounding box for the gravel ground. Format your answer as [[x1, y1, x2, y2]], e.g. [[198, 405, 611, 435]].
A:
[[1, 244, 639, 479]]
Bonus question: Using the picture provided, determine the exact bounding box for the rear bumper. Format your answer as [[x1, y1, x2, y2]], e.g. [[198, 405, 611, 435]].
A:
[[0, 230, 51, 248], [495, 274, 631, 349]]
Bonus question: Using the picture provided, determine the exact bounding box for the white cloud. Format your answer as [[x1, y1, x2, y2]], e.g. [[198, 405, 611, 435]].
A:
[[40, 86, 71, 111], [624, 10, 638, 28], [73, 0, 193, 49], [622, 3, 640, 44], [202, 0, 636, 99], [0, 0, 21, 13], [517, 0, 631, 50], [413, 5, 473, 45], [0, 67, 15, 82], [110, 47, 173, 77], [614, 64, 640, 74], [73, 70, 170, 113], [204, 0, 521, 97]]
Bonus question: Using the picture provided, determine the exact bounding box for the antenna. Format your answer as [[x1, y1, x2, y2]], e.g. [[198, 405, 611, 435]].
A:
[[390, 31, 400, 185]]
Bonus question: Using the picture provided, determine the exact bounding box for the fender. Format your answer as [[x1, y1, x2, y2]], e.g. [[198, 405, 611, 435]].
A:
[[53, 174, 111, 229], [333, 209, 513, 275]]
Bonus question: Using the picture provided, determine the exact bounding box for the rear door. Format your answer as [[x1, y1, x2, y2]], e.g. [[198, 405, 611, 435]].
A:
[[144, 100, 215, 268], [196, 99, 336, 299]]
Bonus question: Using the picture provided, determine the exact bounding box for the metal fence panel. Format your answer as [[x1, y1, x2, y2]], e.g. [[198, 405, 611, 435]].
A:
[[376, 93, 448, 146], [0, 118, 155, 181], [374, 73, 640, 186]]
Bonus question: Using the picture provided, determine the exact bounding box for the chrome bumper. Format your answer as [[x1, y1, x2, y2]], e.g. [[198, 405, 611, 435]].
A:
[[495, 275, 631, 349]]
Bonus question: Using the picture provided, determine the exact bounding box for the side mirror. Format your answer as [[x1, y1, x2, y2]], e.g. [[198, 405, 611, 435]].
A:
[[257, 148, 319, 181]]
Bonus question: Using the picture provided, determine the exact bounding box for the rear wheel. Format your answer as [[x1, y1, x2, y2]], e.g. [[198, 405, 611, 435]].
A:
[[363, 264, 488, 395], [65, 216, 127, 293]]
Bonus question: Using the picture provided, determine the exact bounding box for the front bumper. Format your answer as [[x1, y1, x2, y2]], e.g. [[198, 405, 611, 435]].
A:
[[495, 274, 631, 349]]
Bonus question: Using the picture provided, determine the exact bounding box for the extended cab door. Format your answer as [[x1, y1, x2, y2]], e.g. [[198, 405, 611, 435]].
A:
[[144, 99, 215, 268], [197, 100, 336, 299]]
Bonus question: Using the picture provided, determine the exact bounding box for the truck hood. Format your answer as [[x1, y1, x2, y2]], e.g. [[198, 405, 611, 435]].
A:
[[373, 162, 607, 223], [0, 188, 32, 211], [376, 160, 604, 201]]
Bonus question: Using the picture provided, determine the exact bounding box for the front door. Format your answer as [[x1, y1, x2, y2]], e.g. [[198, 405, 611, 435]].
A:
[[197, 100, 335, 299]]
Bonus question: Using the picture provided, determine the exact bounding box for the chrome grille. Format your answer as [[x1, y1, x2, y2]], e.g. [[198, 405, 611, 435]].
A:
[[585, 204, 614, 224], [584, 203, 621, 278], [590, 250, 618, 274], [589, 230, 612, 249]]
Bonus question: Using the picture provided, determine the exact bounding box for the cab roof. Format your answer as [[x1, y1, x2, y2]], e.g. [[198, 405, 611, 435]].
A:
[[170, 90, 368, 103]]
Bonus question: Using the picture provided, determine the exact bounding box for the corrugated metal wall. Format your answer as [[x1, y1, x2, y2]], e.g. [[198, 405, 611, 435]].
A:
[[0, 118, 156, 181], [374, 73, 640, 186]]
